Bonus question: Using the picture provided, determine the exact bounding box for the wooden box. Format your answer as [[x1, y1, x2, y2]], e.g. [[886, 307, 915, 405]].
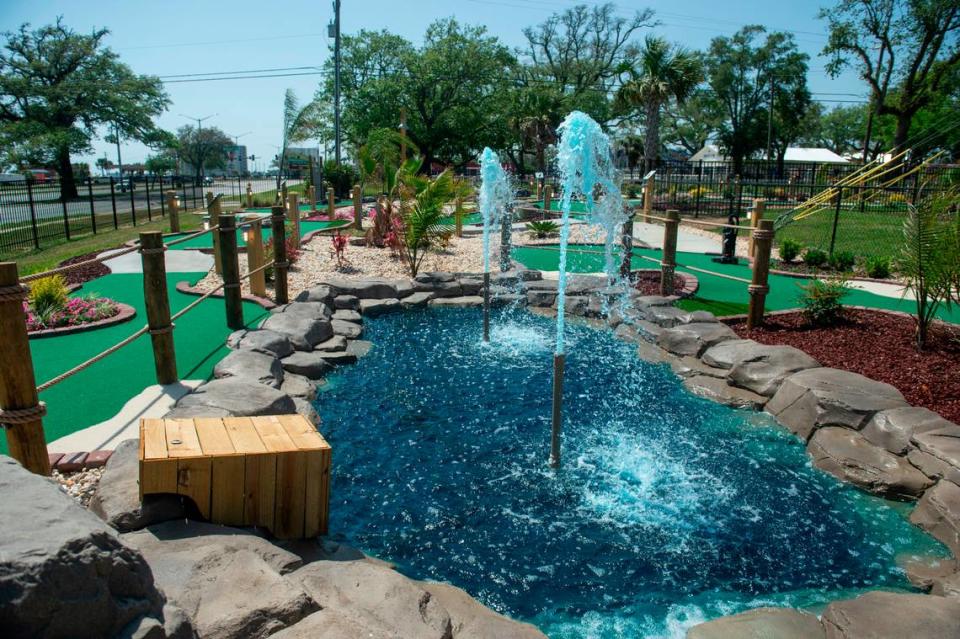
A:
[[139, 415, 331, 539]]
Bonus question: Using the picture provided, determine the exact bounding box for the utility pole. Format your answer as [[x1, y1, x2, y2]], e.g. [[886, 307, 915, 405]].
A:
[[331, 0, 342, 166], [765, 81, 774, 167], [114, 123, 123, 180], [180, 113, 217, 181]]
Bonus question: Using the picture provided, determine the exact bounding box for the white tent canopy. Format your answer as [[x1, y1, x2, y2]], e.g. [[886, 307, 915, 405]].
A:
[[689, 144, 850, 164]]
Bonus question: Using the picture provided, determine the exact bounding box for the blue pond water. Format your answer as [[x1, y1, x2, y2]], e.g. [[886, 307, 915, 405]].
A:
[[315, 307, 944, 638]]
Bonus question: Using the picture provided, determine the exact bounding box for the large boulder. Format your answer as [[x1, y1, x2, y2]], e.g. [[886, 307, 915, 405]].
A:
[[319, 277, 399, 299], [642, 305, 690, 328], [910, 480, 960, 556], [213, 349, 284, 388], [807, 427, 933, 500], [293, 284, 334, 305], [259, 314, 333, 351], [333, 294, 360, 310], [401, 291, 434, 307], [89, 439, 186, 533], [332, 309, 362, 322], [331, 318, 364, 338], [123, 521, 316, 639], [821, 591, 960, 639], [313, 335, 348, 352], [686, 607, 824, 639], [358, 298, 400, 317], [226, 329, 294, 358], [861, 406, 955, 456], [174, 378, 296, 416], [420, 581, 547, 639], [656, 322, 737, 357], [290, 560, 452, 639], [720, 345, 820, 397], [765, 368, 908, 440], [293, 397, 321, 427], [272, 302, 332, 321], [280, 373, 319, 401], [682, 375, 767, 410], [281, 351, 334, 379], [428, 296, 483, 308], [910, 425, 960, 486], [0, 456, 176, 639]]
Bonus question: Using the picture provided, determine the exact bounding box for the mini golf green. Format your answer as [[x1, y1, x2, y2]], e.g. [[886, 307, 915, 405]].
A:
[[439, 212, 483, 226], [4, 273, 270, 454], [511, 244, 960, 324], [245, 201, 354, 214], [535, 199, 644, 214], [166, 219, 351, 250]]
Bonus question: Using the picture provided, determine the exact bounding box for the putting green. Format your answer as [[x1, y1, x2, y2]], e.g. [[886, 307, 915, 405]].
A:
[[535, 199, 644, 213], [245, 201, 354, 214], [511, 244, 960, 324], [167, 219, 351, 250], [3, 273, 270, 455]]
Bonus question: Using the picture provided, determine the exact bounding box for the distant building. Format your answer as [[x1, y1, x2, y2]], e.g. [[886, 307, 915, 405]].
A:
[[223, 145, 248, 176], [689, 144, 850, 164], [285, 147, 321, 178]]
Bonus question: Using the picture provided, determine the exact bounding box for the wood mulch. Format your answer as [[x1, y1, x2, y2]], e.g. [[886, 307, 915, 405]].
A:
[[56, 250, 114, 286], [633, 271, 683, 296], [728, 309, 960, 423]]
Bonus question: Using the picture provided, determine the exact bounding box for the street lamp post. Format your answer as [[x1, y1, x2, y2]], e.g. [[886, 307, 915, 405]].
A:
[[180, 112, 217, 182]]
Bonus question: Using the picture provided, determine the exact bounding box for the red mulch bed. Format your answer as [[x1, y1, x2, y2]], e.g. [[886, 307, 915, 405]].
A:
[[633, 271, 683, 296], [728, 309, 960, 423], [56, 250, 114, 286]]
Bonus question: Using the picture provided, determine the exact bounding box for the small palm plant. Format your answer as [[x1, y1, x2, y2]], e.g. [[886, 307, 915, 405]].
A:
[[896, 191, 959, 350], [398, 169, 458, 277], [526, 220, 560, 239]]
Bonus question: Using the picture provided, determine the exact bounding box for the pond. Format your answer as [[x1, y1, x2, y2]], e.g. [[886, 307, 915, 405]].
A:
[[315, 306, 945, 638]]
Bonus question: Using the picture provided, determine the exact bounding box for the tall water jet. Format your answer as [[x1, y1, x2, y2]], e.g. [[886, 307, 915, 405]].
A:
[[550, 111, 626, 468], [478, 147, 511, 342]]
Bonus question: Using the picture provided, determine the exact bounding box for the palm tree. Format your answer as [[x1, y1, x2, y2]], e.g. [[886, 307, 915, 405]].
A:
[[278, 89, 323, 188], [616, 36, 702, 173]]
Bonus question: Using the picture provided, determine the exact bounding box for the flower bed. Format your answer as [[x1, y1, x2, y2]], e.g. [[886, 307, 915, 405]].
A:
[[25, 295, 124, 333]]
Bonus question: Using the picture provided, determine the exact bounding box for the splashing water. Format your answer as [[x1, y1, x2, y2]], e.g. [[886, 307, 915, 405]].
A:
[[554, 112, 628, 354], [479, 147, 512, 275]]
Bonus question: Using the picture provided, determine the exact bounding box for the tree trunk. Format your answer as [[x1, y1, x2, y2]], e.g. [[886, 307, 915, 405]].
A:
[[892, 113, 913, 175], [643, 100, 661, 174], [56, 146, 78, 200]]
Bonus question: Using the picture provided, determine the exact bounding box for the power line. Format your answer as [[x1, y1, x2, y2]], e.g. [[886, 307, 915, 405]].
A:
[[161, 72, 324, 84], [159, 66, 320, 79]]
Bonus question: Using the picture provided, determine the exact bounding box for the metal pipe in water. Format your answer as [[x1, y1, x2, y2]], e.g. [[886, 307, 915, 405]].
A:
[[549, 353, 565, 468], [482, 272, 490, 342]]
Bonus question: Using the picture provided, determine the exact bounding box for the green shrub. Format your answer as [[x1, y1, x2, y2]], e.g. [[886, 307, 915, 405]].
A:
[[802, 247, 828, 268], [798, 278, 850, 327], [526, 220, 560, 238], [323, 160, 359, 198], [828, 250, 856, 272], [779, 239, 801, 263], [866, 256, 892, 279], [28, 275, 68, 323]]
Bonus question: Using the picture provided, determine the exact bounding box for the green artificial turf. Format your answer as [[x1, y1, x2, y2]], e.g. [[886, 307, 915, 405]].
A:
[[245, 201, 354, 214], [535, 199, 644, 213], [165, 219, 350, 250], [4, 273, 270, 454], [511, 244, 960, 324]]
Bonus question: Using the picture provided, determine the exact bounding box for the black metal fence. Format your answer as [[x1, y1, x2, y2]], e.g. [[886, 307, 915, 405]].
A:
[[0, 175, 294, 255]]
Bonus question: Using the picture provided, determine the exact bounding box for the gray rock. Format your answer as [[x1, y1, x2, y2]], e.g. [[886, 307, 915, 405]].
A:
[[670, 355, 729, 379], [524, 279, 559, 292], [687, 607, 824, 639], [0, 456, 169, 639], [332, 318, 364, 338], [657, 322, 737, 357], [393, 280, 414, 299], [316, 350, 358, 366], [862, 407, 955, 455], [516, 269, 542, 281], [226, 329, 294, 358], [314, 335, 348, 352], [491, 293, 526, 307], [415, 271, 456, 283], [765, 368, 908, 440], [213, 349, 284, 388], [554, 295, 589, 315], [423, 280, 463, 298], [526, 290, 556, 307], [633, 295, 674, 307], [821, 591, 960, 639], [358, 298, 400, 316], [89, 440, 187, 532], [162, 405, 233, 420], [911, 425, 960, 484], [333, 294, 360, 310], [347, 340, 373, 358], [259, 314, 333, 351], [807, 427, 933, 499], [911, 480, 960, 555], [420, 581, 548, 639], [428, 296, 483, 308], [701, 339, 765, 369], [458, 278, 483, 295], [294, 284, 334, 304], [332, 309, 362, 322], [269, 609, 389, 639], [683, 375, 767, 410], [123, 521, 316, 639], [273, 301, 332, 321], [909, 449, 960, 487], [281, 351, 335, 379], [401, 291, 434, 307], [175, 378, 296, 416], [291, 560, 452, 639], [684, 309, 718, 323], [280, 373, 319, 401], [643, 305, 690, 328], [903, 557, 959, 594], [727, 345, 821, 397], [293, 397, 321, 426], [614, 323, 644, 344], [320, 276, 398, 299]]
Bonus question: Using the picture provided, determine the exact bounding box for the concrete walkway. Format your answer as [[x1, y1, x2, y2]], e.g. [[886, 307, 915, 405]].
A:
[[48, 380, 203, 452], [100, 247, 214, 274], [632, 221, 721, 253]]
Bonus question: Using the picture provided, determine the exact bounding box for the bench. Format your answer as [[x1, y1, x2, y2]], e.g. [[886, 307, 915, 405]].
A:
[[139, 415, 331, 539]]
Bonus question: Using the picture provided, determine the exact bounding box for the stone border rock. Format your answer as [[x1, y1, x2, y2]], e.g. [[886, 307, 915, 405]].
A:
[[27, 302, 136, 339]]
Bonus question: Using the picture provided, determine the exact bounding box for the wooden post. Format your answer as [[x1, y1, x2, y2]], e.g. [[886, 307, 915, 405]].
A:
[[205, 191, 214, 207], [543, 184, 553, 214], [660, 210, 680, 296], [0, 263, 50, 475], [308, 185, 317, 212], [643, 174, 654, 223], [139, 232, 177, 384], [747, 220, 774, 329], [352, 185, 362, 230], [287, 193, 300, 246], [245, 183, 253, 208], [219, 215, 244, 330], [208, 195, 223, 275], [327, 188, 335, 220], [536, 180, 542, 200], [271, 206, 289, 304], [165, 190, 180, 233], [246, 218, 267, 298], [749, 198, 765, 259]]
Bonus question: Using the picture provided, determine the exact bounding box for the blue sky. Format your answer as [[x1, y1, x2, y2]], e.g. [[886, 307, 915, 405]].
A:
[[0, 0, 862, 169]]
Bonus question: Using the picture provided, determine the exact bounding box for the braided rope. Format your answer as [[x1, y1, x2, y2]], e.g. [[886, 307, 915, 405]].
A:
[[21, 245, 139, 283], [0, 402, 47, 425], [748, 284, 770, 295], [37, 324, 150, 393], [139, 247, 167, 255], [148, 324, 175, 336], [164, 225, 219, 248], [751, 229, 774, 241], [0, 283, 29, 302]]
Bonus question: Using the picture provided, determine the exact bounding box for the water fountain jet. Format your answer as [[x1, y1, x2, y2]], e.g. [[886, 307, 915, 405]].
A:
[[478, 148, 512, 342]]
